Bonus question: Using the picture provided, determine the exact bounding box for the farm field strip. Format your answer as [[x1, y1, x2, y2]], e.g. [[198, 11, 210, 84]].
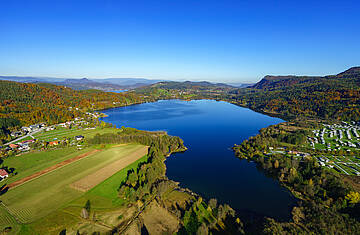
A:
[[3, 147, 92, 185], [7, 149, 101, 189], [70, 146, 149, 192], [0, 144, 145, 223]]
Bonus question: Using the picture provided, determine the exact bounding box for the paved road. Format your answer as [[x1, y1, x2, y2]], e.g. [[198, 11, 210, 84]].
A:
[[4, 129, 43, 146]]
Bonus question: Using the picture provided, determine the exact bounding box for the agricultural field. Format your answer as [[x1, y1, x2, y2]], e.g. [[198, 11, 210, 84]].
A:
[[2, 147, 93, 185], [0, 144, 149, 234]]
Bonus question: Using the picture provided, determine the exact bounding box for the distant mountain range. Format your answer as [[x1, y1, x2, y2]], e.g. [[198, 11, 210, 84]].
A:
[[0, 76, 163, 91], [150, 81, 235, 89], [57, 78, 125, 91], [0, 75, 254, 91], [228, 82, 255, 88]]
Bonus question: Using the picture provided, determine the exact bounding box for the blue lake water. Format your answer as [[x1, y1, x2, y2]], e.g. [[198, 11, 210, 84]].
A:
[[101, 99, 295, 219]]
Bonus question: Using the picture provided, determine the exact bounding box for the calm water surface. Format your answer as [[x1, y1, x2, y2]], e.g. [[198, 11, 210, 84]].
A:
[[101, 99, 294, 219]]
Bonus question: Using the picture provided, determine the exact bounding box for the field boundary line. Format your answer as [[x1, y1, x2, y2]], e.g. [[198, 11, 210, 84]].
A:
[[7, 149, 102, 190]]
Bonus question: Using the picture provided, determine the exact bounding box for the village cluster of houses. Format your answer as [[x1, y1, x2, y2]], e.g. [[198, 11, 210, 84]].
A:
[[308, 122, 360, 151], [85, 112, 101, 119], [9, 110, 100, 140], [10, 123, 46, 138], [8, 139, 36, 152], [0, 112, 104, 181], [2, 115, 92, 156]]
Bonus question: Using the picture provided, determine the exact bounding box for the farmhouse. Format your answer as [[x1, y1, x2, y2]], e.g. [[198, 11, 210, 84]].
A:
[[9, 144, 18, 149], [10, 131, 22, 137], [21, 126, 31, 133], [75, 135, 84, 141], [0, 169, 9, 180], [21, 139, 35, 144], [49, 141, 59, 146], [29, 124, 42, 131], [46, 126, 55, 131]]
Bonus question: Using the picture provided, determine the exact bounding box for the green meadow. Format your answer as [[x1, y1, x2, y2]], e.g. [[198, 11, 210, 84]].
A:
[[32, 127, 120, 142]]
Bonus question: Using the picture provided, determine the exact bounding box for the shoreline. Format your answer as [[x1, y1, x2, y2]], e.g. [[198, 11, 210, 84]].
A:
[[99, 99, 296, 221]]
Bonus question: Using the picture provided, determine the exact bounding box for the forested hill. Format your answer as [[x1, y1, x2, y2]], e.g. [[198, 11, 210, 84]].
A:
[[234, 67, 360, 121], [251, 75, 321, 90], [336, 66, 360, 79], [134, 67, 360, 121], [0, 80, 142, 126], [252, 66, 360, 90]]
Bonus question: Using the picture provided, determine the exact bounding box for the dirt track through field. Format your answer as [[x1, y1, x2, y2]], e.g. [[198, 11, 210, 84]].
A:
[[70, 146, 149, 192], [7, 149, 101, 189]]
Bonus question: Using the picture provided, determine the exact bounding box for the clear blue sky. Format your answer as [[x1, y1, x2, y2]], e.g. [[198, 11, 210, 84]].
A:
[[1, 0, 359, 82]]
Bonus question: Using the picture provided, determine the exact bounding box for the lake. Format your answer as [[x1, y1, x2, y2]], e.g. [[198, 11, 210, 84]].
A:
[[101, 99, 295, 219]]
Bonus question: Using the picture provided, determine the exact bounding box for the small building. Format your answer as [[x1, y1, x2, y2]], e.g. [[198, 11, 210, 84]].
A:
[[46, 127, 55, 131], [21, 126, 31, 133], [49, 141, 59, 146], [0, 169, 9, 180], [29, 124, 41, 131], [19, 146, 30, 152], [75, 135, 84, 141], [21, 139, 35, 145], [9, 144, 18, 149], [10, 131, 22, 137]]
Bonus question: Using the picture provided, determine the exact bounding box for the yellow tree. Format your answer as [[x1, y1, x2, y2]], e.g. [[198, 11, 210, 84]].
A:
[[345, 191, 360, 204]]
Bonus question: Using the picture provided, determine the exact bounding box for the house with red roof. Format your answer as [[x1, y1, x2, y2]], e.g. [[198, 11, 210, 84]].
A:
[[9, 144, 18, 149], [21, 139, 35, 144], [49, 141, 59, 146], [0, 169, 9, 180]]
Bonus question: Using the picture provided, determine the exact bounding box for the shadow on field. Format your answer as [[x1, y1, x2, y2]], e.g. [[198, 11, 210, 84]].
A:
[[0, 184, 9, 195]]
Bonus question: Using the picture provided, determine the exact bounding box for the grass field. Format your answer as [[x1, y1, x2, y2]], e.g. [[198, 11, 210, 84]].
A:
[[0, 144, 147, 231], [32, 127, 120, 142], [28, 151, 149, 234], [2, 147, 93, 185], [70, 146, 148, 192]]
